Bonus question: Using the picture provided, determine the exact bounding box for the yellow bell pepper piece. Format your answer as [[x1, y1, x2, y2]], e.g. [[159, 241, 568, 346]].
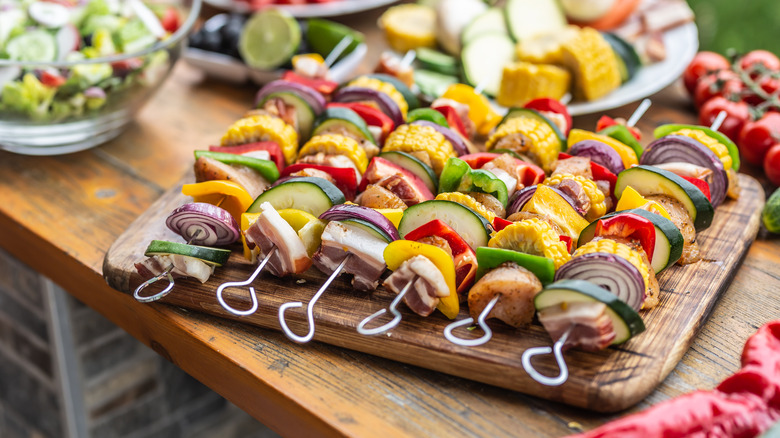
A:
[[383, 240, 459, 319], [240, 212, 262, 261], [277, 209, 327, 257], [373, 208, 404, 228], [567, 129, 638, 168], [292, 53, 325, 68], [615, 186, 673, 221], [441, 83, 501, 134], [182, 180, 253, 223], [521, 184, 590, 245]]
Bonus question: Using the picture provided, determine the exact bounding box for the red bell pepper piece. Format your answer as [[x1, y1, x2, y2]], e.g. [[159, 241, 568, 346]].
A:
[[594, 213, 656, 262], [596, 115, 642, 140], [358, 157, 434, 203], [209, 141, 285, 172], [281, 71, 339, 97], [280, 163, 358, 201], [524, 97, 572, 135], [328, 102, 395, 143], [492, 217, 513, 232], [404, 219, 478, 300], [433, 105, 468, 138], [460, 152, 546, 187], [680, 176, 712, 202], [559, 235, 573, 253]]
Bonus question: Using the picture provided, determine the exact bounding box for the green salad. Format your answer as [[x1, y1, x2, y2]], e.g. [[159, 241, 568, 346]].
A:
[[0, 0, 181, 121]]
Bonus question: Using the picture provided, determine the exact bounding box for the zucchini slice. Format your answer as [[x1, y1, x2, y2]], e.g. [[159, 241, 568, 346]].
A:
[[379, 150, 438, 194], [603, 32, 641, 81], [578, 209, 685, 273], [257, 91, 316, 140], [398, 200, 492, 250], [415, 47, 459, 76], [313, 107, 376, 145], [505, 0, 567, 42], [615, 165, 714, 232], [534, 279, 646, 344], [247, 177, 345, 217], [144, 240, 232, 266], [461, 32, 515, 97], [498, 107, 566, 152], [461, 7, 508, 44], [654, 124, 740, 171]]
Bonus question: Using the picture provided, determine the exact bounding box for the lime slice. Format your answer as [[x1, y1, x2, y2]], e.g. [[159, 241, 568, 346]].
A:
[[5, 30, 57, 62], [305, 18, 364, 63], [239, 9, 301, 70]]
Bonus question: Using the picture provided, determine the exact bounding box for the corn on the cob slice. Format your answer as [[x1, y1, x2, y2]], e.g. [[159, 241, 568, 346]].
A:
[[573, 238, 658, 309], [485, 116, 560, 172], [348, 76, 409, 119], [435, 192, 496, 223], [561, 27, 621, 101], [378, 4, 437, 53], [670, 128, 733, 170], [497, 61, 571, 108], [298, 134, 368, 174], [515, 27, 578, 65], [221, 114, 298, 165], [488, 218, 571, 269], [383, 124, 455, 175], [543, 173, 607, 221]]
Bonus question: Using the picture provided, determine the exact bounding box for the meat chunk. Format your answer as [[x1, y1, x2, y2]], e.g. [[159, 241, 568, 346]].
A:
[[315, 125, 380, 159], [726, 168, 741, 199], [244, 202, 311, 277], [646, 195, 701, 264], [289, 168, 336, 184], [135, 254, 214, 284], [552, 178, 590, 216], [552, 156, 593, 179], [297, 153, 361, 180], [465, 192, 506, 219], [431, 98, 475, 140], [375, 51, 414, 87], [483, 153, 526, 192], [363, 160, 433, 206], [261, 97, 298, 130], [416, 236, 453, 258], [468, 262, 542, 328], [492, 133, 541, 166], [538, 301, 616, 351], [312, 221, 388, 291], [383, 255, 451, 317], [357, 184, 408, 210], [194, 156, 270, 198]]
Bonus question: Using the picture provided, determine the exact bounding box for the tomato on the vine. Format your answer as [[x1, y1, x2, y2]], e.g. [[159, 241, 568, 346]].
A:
[[739, 50, 780, 79], [764, 143, 780, 186], [699, 96, 750, 142], [739, 112, 780, 166], [683, 51, 731, 95], [694, 70, 744, 108]]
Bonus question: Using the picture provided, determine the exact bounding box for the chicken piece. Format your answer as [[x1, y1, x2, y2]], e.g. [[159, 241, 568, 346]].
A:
[[416, 236, 453, 259], [244, 202, 311, 277], [505, 212, 565, 236], [375, 51, 414, 88], [297, 153, 362, 181], [465, 192, 506, 219], [135, 254, 214, 284], [378, 174, 429, 206], [552, 156, 593, 179], [468, 262, 542, 328], [646, 195, 701, 264], [312, 221, 388, 291], [289, 168, 336, 184], [481, 166, 518, 199], [431, 98, 475, 139], [538, 301, 617, 351], [483, 153, 525, 192], [553, 178, 591, 215], [261, 97, 298, 131], [315, 125, 380, 159], [194, 156, 270, 198], [358, 184, 408, 210], [383, 255, 451, 317], [654, 162, 713, 183], [407, 150, 434, 168]]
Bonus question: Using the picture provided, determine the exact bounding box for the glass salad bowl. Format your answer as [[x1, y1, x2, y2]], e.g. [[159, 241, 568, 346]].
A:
[[0, 0, 201, 156]]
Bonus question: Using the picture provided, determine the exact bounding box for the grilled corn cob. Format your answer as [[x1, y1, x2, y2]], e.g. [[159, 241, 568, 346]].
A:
[[574, 238, 659, 309], [670, 129, 733, 170], [561, 27, 621, 101], [485, 116, 560, 172], [435, 192, 496, 223], [543, 173, 607, 221], [497, 62, 571, 108], [348, 76, 409, 119], [488, 218, 571, 269], [298, 134, 368, 174], [378, 4, 437, 53], [383, 124, 455, 175], [221, 114, 298, 165]]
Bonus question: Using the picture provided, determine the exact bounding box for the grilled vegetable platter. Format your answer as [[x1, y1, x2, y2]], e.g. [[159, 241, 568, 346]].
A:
[[104, 61, 765, 412]]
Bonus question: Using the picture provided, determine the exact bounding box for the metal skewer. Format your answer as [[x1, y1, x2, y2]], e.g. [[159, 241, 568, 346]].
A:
[[710, 110, 727, 131], [443, 295, 500, 347], [356, 277, 415, 336], [323, 35, 354, 68], [626, 98, 652, 128], [133, 229, 202, 303], [521, 325, 574, 386], [215, 246, 277, 316]]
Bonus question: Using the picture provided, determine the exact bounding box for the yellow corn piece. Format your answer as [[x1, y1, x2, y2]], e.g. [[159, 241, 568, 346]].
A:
[[378, 4, 437, 53], [543, 173, 606, 221], [489, 218, 571, 269], [383, 124, 455, 175], [515, 27, 578, 65], [561, 27, 621, 101], [435, 192, 496, 223], [567, 129, 638, 168], [298, 134, 368, 174], [221, 114, 298, 165], [485, 116, 560, 172], [348, 76, 409, 119], [497, 61, 571, 108], [615, 186, 673, 221], [670, 128, 733, 171]]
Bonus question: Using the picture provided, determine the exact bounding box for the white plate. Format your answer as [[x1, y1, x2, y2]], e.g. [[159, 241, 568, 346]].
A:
[[184, 42, 367, 85], [567, 22, 699, 116], [204, 0, 398, 17]]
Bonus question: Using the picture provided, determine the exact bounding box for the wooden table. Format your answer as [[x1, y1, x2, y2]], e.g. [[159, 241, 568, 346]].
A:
[[1, 7, 778, 437]]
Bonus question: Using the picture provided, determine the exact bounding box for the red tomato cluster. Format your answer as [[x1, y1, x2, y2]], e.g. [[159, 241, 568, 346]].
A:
[[683, 50, 780, 185]]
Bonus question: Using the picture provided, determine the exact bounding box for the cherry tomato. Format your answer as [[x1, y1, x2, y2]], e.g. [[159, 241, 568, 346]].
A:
[[738, 112, 780, 166], [694, 70, 744, 108], [699, 96, 750, 142], [739, 50, 780, 79], [683, 51, 731, 95], [764, 143, 780, 186]]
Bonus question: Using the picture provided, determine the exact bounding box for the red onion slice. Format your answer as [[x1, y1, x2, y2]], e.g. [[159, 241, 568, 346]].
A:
[[332, 86, 404, 126], [166, 202, 241, 247], [411, 120, 470, 156], [255, 80, 327, 115], [319, 204, 399, 241], [555, 252, 646, 311], [506, 185, 586, 217], [568, 140, 625, 174], [640, 135, 728, 207]]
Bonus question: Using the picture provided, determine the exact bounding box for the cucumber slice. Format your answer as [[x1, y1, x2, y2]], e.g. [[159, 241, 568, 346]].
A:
[[257, 91, 316, 140], [398, 200, 492, 250], [534, 279, 646, 345], [379, 151, 438, 194], [505, 0, 567, 42], [5, 30, 57, 62], [498, 108, 565, 152], [578, 209, 685, 273], [341, 219, 393, 243], [461, 32, 516, 97], [616, 165, 714, 232], [599, 124, 644, 159], [603, 32, 642, 81], [247, 177, 345, 217], [461, 8, 508, 44], [653, 124, 740, 171], [415, 47, 459, 76], [193, 150, 280, 183], [366, 73, 419, 110], [144, 240, 232, 266], [414, 69, 459, 99], [313, 106, 375, 145]]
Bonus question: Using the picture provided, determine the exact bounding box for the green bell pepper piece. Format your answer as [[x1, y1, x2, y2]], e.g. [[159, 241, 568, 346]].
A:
[[475, 247, 555, 285], [193, 150, 280, 183], [438, 157, 509, 207], [407, 108, 450, 128]]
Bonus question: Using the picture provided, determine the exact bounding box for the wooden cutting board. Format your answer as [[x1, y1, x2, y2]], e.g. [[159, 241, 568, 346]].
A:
[[103, 173, 764, 413]]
